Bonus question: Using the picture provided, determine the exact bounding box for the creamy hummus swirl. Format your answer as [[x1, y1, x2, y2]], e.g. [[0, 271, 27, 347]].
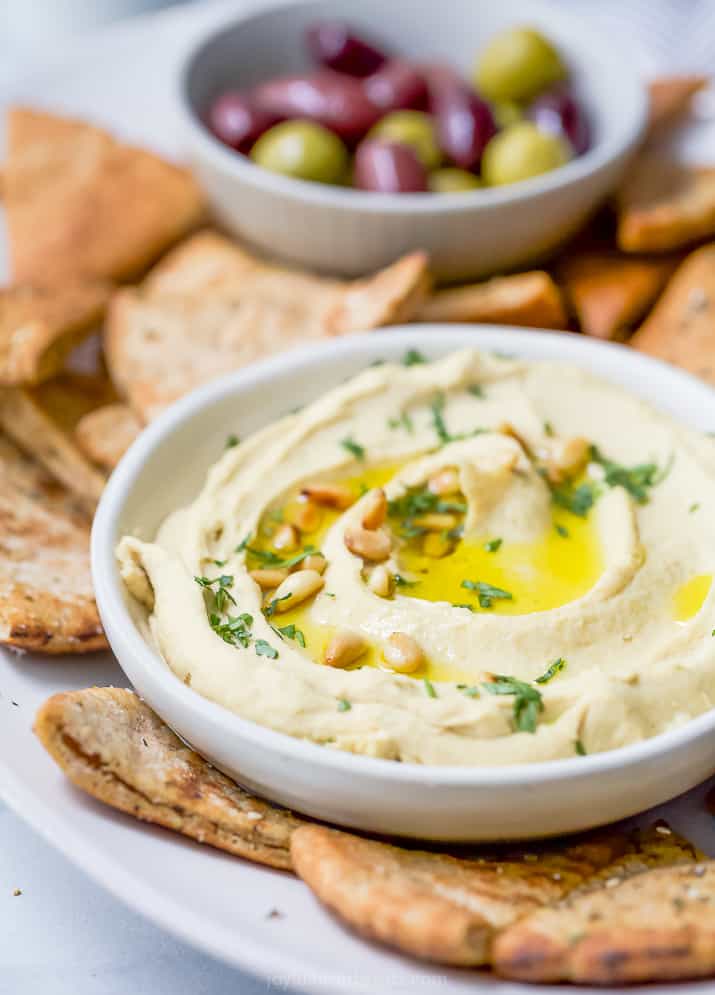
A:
[[118, 349, 715, 765]]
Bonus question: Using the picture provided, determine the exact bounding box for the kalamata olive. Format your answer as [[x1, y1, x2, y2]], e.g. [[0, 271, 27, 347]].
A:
[[353, 139, 427, 193], [481, 121, 569, 186], [252, 71, 379, 143], [363, 60, 427, 112], [528, 88, 590, 155], [306, 20, 386, 77], [206, 92, 278, 154], [425, 66, 496, 170], [429, 167, 481, 193], [368, 110, 441, 170], [251, 120, 348, 184], [474, 27, 566, 103]]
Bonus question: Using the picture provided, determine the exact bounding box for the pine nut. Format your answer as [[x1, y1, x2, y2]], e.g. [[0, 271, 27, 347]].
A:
[[301, 482, 355, 509], [250, 568, 289, 590], [323, 630, 367, 668], [344, 526, 391, 562], [361, 488, 387, 530], [546, 436, 591, 484], [427, 467, 460, 496], [412, 512, 457, 532], [367, 564, 393, 598], [285, 498, 322, 533], [271, 569, 324, 611], [300, 553, 327, 574], [273, 523, 299, 551], [422, 532, 452, 558], [382, 632, 424, 673]]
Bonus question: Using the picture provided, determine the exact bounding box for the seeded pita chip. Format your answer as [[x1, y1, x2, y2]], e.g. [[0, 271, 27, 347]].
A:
[[493, 859, 715, 984], [617, 156, 715, 253], [0, 281, 110, 386], [631, 242, 715, 382], [35, 687, 304, 868], [648, 75, 708, 132], [557, 251, 677, 339], [0, 436, 104, 652], [4, 107, 205, 285], [75, 403, 141, 472], [105, 231, 429, 422], [417, 271, 568, 329]]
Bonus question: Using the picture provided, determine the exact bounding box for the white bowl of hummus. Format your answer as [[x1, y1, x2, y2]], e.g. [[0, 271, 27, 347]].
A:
[[93, 327, 715, 841]]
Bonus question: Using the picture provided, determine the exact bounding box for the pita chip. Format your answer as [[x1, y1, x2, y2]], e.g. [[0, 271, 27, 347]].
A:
[[417, 271, 568, 329], [75, 403, 141, 471], [648, 75, 709, 133]]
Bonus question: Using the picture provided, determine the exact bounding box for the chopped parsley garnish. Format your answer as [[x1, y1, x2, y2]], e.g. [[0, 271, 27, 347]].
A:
[[194, 574, 237, 613], [590, 446, 672, 504], [274, 623, 306, 648], [461, 579, 513, 609], [423, 677, 437, 698], [402, 348, 427, 366], [535, 657, 567, 684], [549, 478, 598, 518], [209, 612, 253, 647], [394, 574, 418, 588], [255, 639, 279, 659], [430, 393, 451, 445], [337, 698, 352, 712], [235, 534, 251, 553], [575, 739, 587, 756], [690, 502, 700, 513], [543, 420, 554, 437], [225, 434, 240, 449], [388, 410, 414, 434], [388, 486, 466, 520], [212, 559, 227, 567], [555, 523, 570, 538], [459, 684, 480, 697], [341, 436, 366, 461], [468, 384, 485, 398], [247, 545, 316, 569], [264, 593, 292, 618], [483, 538, 502, 553], [482, 675, 543, 733]]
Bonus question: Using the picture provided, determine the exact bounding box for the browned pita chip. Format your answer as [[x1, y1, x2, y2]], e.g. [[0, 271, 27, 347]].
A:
[[631, 242, 715, 382], [75, 403, 141, 471], [493, 860, 715, 984], [0, 435, 104, 652], [417, 271, 568, 330], [617, 156, 715, 253], [4, 107, 205, 285], [105, 231, 429, 422], [0, 281, 110, 386], [0, 388, 106, 513], [35, 687, 304, 868], [290, 824, 637, 966], [556, 251, 677, 339], [648, 75, 708, 132], [30, 370, 118, 436]]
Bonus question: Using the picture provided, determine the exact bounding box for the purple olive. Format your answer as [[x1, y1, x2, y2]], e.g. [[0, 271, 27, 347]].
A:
[[306, 20, 387, 77], [363, 60, 427, 113], [252, 71, 379, 143], [528, 88, 590, 155], [353, 139, 428, 193], [425, 65, 497, 170], [206, 92, 278, 154]]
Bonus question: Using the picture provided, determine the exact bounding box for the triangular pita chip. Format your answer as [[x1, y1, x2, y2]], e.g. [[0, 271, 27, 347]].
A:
[[648, 75, 708, 133], [75, 403, 141, 471], [417, 271, 568, 329]]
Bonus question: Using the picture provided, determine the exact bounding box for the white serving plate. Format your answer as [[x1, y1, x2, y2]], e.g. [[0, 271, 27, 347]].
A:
[[2, 3, 715, 992]]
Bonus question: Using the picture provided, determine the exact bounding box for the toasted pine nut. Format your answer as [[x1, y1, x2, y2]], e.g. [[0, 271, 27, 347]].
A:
[[250, 568, 289, 590], [272, 569, 324, 612], [382, 632, 424, 674], [301, 482, 355, 509], [367, 564, 393, 598], [427, 467, 460, 496], [301, 553, 327, 574], [273, 523, 299, 551], [344, 526, 391, 562], [285, 498, 322, 533], [361, 488, 387, 530], [546, 436, 591, 484], [498, 422, 532, 455], [422, 532, 452, 558], [323, 630, 367, 668], [412, 512, 457, 532]]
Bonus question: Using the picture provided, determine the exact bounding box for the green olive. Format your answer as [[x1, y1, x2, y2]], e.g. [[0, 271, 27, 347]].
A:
[[428, 168, 482, 193], [481, 122, 569, 186], [367, 111, 441, 170], [474, 27, 566, 103], [250, 120, 348, 184], [491, 100, 524, 129]]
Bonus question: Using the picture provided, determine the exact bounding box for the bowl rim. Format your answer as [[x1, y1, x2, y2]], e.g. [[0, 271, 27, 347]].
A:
[[92, 325, 715, 788], [177, 0, 648, 214]]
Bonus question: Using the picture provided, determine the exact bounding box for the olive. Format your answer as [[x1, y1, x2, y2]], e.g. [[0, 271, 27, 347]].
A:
[[428, 167, 482, 193], [363, 60, 427, 113], [481, 121, 569, 185], [491, 100, 523, 129], [206, 92, 278, 154], [474, 27, 566, 103], [367, 110, 441, 170], [252, 71, 379, 143], [250, 120, 348, 184], [528, 88, 590, 155], [353, 139, 428, 193], [425, 65, 496, 170], [306, 20, 386, 77]]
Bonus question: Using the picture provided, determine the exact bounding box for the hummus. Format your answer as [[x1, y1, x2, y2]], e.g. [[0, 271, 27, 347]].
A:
[[117, 349, 715, 765]]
